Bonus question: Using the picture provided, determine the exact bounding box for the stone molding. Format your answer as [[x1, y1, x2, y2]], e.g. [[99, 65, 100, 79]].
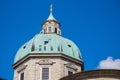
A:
[[65, 63, 77, 71], [36, 59, 55, 65], [17, 65, 27, 73]]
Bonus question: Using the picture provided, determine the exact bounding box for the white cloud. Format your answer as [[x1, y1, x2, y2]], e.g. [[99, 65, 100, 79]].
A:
[[97, 57, 120, 70]]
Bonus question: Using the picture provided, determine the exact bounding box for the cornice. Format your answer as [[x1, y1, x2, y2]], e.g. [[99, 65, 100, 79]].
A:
[[12, 53, 83, 69]]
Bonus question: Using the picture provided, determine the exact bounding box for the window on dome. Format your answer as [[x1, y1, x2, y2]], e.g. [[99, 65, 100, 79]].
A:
[[78, 53, 82, 59], [55, 28, 57, 34], [58, 46, 60, 51], [43, 27, 47, 33], [48, 27, 51, 32], [44, 46, 46, 51], [39, 48, 42, 51], [68, 45, 71, 47], [31, 44, 35, 51], [39, 45, 42, 51], [44, 41, 48, 45], [39, 45, 42, 47], [61, 46, 63, 52], [51, 46, 53, 51], [23, 45, 26, 49]]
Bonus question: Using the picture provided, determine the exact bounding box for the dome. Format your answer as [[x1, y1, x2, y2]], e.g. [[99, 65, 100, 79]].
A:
[[14, 5, 83, 64], [14, 34, 82, 63]]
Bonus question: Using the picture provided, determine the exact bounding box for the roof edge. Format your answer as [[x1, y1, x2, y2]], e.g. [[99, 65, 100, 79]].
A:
[[12, 53, 84, 69], [60, 69, 120, 80]]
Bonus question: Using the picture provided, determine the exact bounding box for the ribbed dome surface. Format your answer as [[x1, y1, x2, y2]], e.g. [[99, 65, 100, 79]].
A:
[[14, 34, 82, 63]]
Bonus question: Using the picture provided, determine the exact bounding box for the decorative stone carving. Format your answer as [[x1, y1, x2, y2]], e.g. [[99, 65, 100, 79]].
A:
[[65, 63, 77, 71], [17, 65, 27, 73], [37, 59, 55, 65]]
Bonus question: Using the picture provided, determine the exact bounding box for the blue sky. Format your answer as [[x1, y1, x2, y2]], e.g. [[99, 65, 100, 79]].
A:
[[0, 0, 120, 80]]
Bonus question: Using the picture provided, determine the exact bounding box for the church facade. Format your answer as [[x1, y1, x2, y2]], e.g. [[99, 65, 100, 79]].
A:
[[13, 5, 120, 80]]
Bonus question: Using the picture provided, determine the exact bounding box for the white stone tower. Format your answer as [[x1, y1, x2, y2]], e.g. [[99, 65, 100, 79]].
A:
[[13, 5, 83, 80]]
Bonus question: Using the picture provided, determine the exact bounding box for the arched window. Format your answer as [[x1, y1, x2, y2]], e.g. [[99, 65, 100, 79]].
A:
[[55, 28, 57, 34], [48, 27, 51, 32]]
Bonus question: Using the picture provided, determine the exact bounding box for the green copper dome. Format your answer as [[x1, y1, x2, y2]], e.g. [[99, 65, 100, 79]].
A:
[[14, 34, 82, 63], [14, 5, 83, 63]]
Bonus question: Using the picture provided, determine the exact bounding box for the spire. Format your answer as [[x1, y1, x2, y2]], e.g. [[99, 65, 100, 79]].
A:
[[50, 4, 52, 13], [47, 4, 56, 21]]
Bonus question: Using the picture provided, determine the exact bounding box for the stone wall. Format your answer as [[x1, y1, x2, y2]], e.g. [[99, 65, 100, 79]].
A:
[[13, 54, 83, 80]]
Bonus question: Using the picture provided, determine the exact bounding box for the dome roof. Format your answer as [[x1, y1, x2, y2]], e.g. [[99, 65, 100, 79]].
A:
[[14, 34, 82, 63]]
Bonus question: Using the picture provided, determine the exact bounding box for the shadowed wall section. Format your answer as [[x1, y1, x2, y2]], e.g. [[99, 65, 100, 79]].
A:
[[60, 69, 120, 80]]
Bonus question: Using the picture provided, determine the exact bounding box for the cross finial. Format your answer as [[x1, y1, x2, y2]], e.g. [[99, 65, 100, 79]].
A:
[[50, 4, 52, 13]]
